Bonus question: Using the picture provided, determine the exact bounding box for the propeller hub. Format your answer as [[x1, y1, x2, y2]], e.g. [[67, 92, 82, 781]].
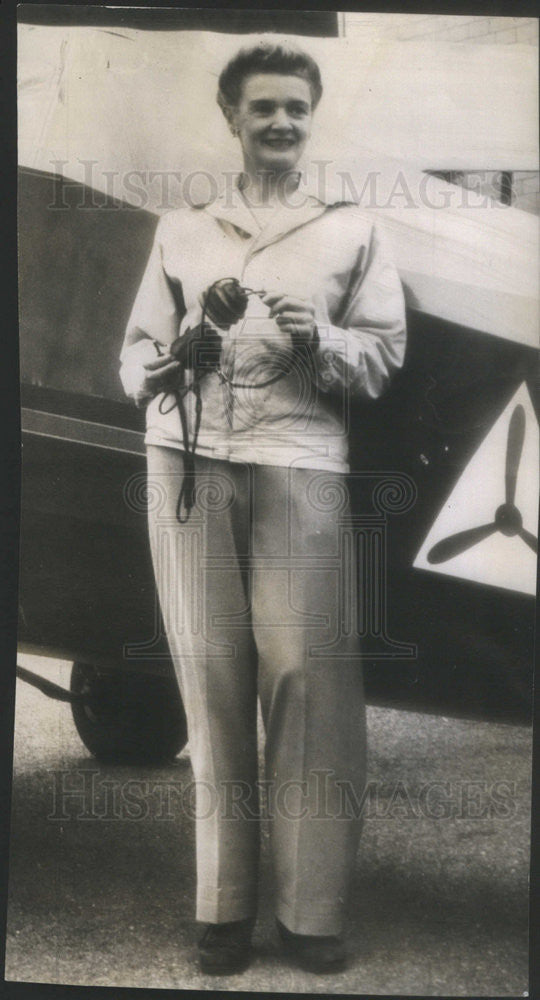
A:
[[495, 503, 522, 536]]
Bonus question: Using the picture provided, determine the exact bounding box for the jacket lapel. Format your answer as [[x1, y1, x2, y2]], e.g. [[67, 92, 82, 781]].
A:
[[203, 190, 258, 239], [248, 198, 329, 254]]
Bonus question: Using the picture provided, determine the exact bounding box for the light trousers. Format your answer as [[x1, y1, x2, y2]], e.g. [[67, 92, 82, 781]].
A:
[[147, 446, 367, 935]]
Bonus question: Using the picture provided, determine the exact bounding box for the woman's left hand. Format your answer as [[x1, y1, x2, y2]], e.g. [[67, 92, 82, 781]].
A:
[[262, 292, 318, 346]]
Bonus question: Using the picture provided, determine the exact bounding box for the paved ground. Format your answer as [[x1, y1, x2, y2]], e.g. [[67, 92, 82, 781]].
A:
[[4, 654, 532, 995]]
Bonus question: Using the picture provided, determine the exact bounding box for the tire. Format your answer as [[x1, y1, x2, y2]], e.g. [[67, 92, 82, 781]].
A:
[[70, 662, 188, 764]]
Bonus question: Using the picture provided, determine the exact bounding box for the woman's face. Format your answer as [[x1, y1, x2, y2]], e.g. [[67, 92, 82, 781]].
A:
[[230, 73, 313, 175]]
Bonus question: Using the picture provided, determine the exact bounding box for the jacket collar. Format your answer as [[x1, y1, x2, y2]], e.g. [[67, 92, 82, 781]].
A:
[[201, 166, 356, 250]]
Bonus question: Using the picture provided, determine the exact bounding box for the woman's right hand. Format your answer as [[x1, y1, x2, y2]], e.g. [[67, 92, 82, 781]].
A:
[[135, 353, 181, 407]]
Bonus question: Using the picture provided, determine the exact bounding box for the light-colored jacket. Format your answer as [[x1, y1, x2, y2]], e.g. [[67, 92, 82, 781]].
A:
[[120, 175, 406, 472]]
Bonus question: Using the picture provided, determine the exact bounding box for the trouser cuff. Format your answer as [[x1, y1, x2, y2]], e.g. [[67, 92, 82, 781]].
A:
[[276, 898, 345, 936], [196, 886, 258, 924]]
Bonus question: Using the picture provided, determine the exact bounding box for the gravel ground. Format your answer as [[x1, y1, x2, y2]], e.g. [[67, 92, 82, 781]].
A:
[[4, 654, 532, 995]]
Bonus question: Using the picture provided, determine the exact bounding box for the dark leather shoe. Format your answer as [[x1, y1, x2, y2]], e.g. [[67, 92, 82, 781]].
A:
[[276, 918, 348, 973], [198, 918, 254, 975]]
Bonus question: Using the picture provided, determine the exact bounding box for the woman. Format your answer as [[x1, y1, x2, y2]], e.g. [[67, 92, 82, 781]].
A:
[[120, 41, 406, 975]]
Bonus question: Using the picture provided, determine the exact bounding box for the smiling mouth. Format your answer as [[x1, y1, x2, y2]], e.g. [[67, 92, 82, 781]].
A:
[[262, 138, 296, 149]]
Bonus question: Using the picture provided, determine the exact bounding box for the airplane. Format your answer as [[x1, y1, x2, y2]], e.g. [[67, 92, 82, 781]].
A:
[[15, 19, 539, 763]]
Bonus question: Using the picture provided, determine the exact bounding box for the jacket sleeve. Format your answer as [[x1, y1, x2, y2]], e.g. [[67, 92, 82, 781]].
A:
[[313, 220, 406, 400], [119, 215, 183, 405]]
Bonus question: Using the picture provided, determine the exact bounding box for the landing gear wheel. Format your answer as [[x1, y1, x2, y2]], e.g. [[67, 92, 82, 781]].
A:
[[70, 662, 187, 764]]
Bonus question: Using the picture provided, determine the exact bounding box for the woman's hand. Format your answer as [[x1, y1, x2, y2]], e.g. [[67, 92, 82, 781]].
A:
[[136, 353, 181, 405], [261, 292, 319, 348]]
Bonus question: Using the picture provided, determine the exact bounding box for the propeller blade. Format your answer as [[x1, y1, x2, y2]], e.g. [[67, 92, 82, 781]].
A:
[[518, 527, 538, 554], [427, 522, 497, 564], [505, 405, 525, 506]]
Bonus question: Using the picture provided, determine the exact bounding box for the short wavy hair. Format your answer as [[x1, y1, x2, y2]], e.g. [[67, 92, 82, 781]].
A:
[[217, 41, 323, 112]]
